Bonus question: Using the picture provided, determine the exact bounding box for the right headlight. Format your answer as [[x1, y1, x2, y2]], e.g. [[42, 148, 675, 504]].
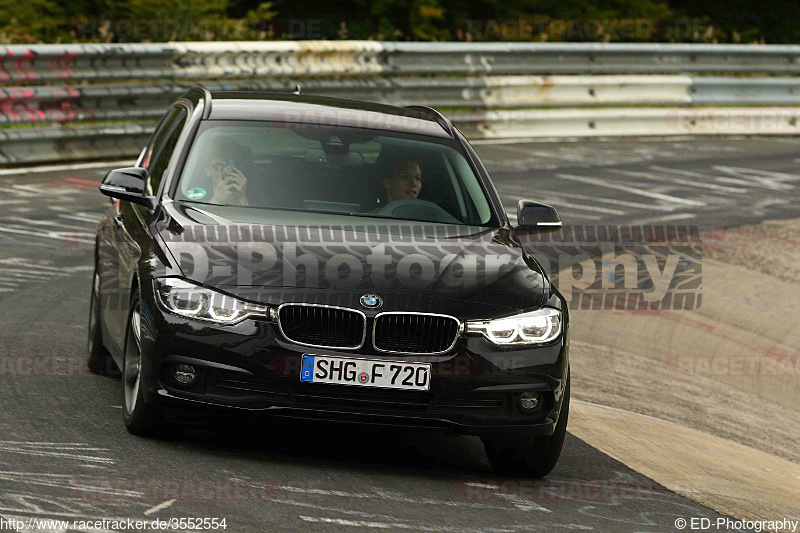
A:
[[465, 308, 562, 345]]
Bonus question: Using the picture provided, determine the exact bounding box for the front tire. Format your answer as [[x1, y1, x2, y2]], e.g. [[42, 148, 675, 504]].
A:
[[122, 290, 163, 436], [483, 374, 570, 478]]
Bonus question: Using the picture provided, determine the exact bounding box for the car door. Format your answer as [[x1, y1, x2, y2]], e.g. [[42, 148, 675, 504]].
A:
[[103, 106, 188, 350]]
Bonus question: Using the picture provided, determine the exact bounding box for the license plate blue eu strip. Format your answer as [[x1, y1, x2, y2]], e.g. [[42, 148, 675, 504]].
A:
[[301, 355, 316, 382]]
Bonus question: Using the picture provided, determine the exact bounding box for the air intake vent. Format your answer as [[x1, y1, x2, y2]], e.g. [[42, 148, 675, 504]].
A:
[[373, 313, 460, 354], [278, 304, 365, 349]]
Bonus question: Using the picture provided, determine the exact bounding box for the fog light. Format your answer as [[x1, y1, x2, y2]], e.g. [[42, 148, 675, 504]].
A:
[[519, 392, 541, 411], [174, 364, 196, 385]]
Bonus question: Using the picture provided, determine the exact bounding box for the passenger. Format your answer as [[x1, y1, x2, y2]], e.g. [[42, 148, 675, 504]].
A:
[[382, 158, 422, 204]]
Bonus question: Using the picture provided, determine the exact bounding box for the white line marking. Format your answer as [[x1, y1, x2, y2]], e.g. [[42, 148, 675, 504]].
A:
[[0, 442, 111, 452], [536, 199, 626, 215], [713, 165, 800, 191], [274, 484, 508, 510], [647, 166, 751, 193], [0, 441, 106, 448], [0, 270, 53, 280], [267, 497, 412, 521], [464, 483, 551, 513], [0, 259, 65, 270], [297, 517, 394, 529], [0, 160, 132, 176], [58, 213, 102, 224], [6, 217, 93, 230], [557, 173, 707, 207], [298, 516, 517, 532], [143, 499, 176, 516], [626, 213, 696, 225], [0, 445, 114, 464], [10, 185, 58, 194], [542, 191, 673, 211], [0, 261, 91, 275], [0, 226, 94, 244], [0, 473, 137, 497], [615, 168, 748, 194], [558, 212, 603, 221], [714, 177, 758, 186], [0, 187, 37, 198]]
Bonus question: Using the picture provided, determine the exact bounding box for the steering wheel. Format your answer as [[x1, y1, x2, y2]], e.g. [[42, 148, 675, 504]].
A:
[[374, 199, 461, 224]]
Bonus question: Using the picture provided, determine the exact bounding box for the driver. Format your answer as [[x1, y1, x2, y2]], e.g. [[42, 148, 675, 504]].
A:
[[382, 159, 422, 203], [204, 139, 250, 206]]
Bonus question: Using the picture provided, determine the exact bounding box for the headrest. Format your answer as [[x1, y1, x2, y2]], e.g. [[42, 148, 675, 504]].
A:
[[304, 148, 364, 167]]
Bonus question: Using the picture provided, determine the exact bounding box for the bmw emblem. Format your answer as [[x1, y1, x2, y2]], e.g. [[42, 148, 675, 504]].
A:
[[360, 294, 382, 309]]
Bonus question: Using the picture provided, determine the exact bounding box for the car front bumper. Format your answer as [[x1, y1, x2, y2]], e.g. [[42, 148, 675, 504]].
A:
[[137, 291, 569, 440]]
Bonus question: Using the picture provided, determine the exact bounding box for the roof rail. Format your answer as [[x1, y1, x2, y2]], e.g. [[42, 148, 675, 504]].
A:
[[186, 86, 213, 118], [405, 105, 457, 140]]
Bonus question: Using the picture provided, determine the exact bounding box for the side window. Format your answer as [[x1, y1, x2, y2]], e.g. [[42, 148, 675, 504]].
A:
[[143, 107, 188, 195], [140, 109, 175, 170]]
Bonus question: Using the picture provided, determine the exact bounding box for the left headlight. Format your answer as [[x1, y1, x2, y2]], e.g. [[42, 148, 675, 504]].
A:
[[154, 278, 271, 325], [465, 308, 562, 345]]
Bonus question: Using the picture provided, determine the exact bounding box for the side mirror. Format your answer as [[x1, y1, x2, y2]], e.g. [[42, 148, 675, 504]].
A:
[[99, 167, 156, 210], [515, 200, 562, 232]]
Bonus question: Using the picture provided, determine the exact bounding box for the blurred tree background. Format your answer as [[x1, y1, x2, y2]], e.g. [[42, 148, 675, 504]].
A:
[[1, 0, 797, 44]]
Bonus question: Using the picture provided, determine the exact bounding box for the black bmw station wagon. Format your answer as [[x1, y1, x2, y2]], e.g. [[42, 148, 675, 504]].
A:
[[89, 87, 570, 477]]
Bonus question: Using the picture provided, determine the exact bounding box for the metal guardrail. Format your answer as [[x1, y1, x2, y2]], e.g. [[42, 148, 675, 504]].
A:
[[456, 107, 800, 138], [383, 42, 800, 75], [5, 42, 800, 82], [2, 42, 800, 165], [1, 76, 698, 126]]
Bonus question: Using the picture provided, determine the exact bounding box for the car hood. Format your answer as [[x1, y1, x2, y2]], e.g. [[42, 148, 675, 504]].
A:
[[155, 202, 546, 317]]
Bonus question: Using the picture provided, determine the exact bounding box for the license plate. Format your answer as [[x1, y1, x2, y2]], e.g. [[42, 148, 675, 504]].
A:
[[300, 354, 431, 391]]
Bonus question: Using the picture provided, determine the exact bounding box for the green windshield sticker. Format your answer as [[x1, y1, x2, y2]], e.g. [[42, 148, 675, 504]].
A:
[[186, 187, 206, 200]]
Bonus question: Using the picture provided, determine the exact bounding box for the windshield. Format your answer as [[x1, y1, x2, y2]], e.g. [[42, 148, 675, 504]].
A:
[[175, 121, 496, 226]]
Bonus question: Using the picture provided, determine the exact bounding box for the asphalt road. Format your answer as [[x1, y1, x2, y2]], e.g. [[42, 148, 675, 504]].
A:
[[3, 136, 795, 532]]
